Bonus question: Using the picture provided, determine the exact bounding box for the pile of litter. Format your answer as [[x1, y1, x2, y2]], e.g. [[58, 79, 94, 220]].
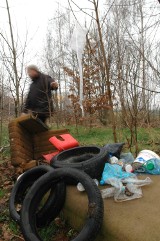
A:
[[76, 144, 159, 202], [100, 146, 159, 202], [9, 136, 160, 240]]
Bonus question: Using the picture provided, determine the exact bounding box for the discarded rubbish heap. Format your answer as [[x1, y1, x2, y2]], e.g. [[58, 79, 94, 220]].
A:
[[9, 116, 160, 241]]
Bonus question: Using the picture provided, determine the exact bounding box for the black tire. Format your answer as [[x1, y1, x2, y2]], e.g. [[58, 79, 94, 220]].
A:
[[50, 146, 108, 180], [9, 165, 66, 227], [20, 168, 104, 241]]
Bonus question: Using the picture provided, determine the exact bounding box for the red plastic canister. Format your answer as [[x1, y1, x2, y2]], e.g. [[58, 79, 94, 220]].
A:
[[49, 134, 79, 151]]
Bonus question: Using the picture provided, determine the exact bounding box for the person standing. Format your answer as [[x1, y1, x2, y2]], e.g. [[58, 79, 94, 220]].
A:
[[22, 65, 58, 123]]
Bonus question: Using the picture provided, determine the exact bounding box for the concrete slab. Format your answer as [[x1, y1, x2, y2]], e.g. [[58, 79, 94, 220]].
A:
[[64, 175, 159, 241]]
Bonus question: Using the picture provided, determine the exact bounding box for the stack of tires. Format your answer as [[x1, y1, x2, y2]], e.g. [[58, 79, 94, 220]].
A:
[[9, 146, 108, 241]]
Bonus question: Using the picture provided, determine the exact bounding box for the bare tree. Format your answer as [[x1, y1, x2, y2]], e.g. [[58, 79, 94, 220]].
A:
[[41, 0, 160, 150], [0, 0, 29, 117]]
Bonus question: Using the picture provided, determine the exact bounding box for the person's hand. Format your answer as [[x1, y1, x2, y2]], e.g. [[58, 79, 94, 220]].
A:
[[51, 82, 58, 90], [21, 112, 27, 116]]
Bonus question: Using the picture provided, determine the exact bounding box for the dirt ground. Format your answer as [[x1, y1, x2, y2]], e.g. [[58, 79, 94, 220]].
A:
[[0, 159, 76, 241], [0, 159, 19, 240]]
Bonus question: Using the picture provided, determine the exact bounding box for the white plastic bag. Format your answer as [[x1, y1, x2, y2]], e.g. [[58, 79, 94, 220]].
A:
[[70, 23, 87, 55], [101, 176, 152, 202], [122, 177, 152, 186], [114, 183, 143, 202], [70, 23, 87, 116]]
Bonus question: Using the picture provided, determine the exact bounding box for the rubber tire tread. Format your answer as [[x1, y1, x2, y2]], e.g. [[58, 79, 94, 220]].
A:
[[20, 167, 104, 241], [51, 146, 108, 180], [9, 165, 66, 227]]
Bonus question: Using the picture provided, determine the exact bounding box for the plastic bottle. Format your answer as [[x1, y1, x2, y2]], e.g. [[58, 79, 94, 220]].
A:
[[77, 182, 85, 192], [110, 156, 119, 164], [77, 179, 99, 192], [101, 187, 116, 198], [144, 160, 154, 171], [134, 159, 160, 174], [132, 162, 154, 173], [120, 152, 134, 164], [101, 185, 126, 199], [144, 159, 160, 175], [123, 164, 133, 173]]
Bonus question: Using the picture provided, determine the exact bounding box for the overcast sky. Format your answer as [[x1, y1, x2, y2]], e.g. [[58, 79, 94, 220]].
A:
[[0, 0, 97, 64], [0, 0, 159, 65]]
